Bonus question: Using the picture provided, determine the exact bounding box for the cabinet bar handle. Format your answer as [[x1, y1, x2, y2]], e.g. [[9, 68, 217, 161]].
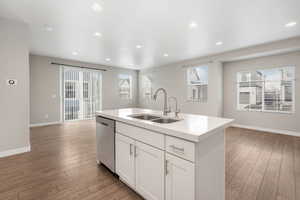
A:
[[134, 146, 138, 157], [130, 144, 133, 155], [165, 159, 169, 175]]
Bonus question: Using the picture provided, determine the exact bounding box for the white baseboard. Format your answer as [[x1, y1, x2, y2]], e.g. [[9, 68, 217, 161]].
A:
[[30, 121, 62, 128], [0, 146, 31, 158], [231, 124, 300, 137]]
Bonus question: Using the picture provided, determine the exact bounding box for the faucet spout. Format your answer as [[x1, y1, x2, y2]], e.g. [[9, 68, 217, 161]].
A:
[[153, 88, 170, 116]]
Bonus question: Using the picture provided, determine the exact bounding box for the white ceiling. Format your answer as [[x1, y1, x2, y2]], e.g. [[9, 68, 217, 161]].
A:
[[0, 0, 300, 69]]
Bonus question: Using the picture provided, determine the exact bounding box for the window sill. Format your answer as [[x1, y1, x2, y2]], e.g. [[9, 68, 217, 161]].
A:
[[236, 109, 294, 115], [186, 99, 208, 103]]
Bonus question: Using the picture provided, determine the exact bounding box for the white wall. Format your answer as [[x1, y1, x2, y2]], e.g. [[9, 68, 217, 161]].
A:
[[30, 55, 138, 125], [139, 61, 223, 117], [223, 51, 300, 133], [0, 18, 30, 155]]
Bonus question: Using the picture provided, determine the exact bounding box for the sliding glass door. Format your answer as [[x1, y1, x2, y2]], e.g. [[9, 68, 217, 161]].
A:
[[63, 67, 102, 121]]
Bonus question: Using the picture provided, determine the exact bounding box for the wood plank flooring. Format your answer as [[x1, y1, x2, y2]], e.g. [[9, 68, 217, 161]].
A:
[[0, 120, 299, 200], [226, 127, 300, 200]]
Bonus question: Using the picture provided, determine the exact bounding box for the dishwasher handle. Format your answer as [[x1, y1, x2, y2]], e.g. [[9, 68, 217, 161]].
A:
[[100, 122, 109, 126], [96, 116, 115, 128]]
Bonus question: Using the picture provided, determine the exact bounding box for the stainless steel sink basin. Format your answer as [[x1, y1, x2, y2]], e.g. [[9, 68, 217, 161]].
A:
[[128, 114, 181, 124], [151, 118, 181, 124], [128, 114, 161, 121]]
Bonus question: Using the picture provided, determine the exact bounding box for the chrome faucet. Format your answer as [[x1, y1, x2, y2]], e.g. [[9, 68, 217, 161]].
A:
[[168, 97, 180, 118], [153, 88, 170, 116]]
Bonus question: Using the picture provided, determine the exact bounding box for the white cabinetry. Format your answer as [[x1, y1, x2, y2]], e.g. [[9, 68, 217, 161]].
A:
[[115, 133, 135, 188], [135, 141, 165, 200], [165, 153, 195, 200], [116, 133, 164, 200], [115, 121, 225, 200]]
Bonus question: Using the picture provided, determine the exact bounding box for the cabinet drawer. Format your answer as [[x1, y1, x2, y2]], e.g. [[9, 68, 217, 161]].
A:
[[166, 136, 195, 162], [116, 122, 164, 150]]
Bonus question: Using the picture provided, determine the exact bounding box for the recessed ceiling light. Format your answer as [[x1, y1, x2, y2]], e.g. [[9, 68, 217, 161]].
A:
[[44, 25, 53, 32], [216, 41, 223, 46], [285, 21, 297, 27], [163, 53, 169, 57], [189, 21, 198, 28], [94, 32, 102, 37], [92, 2, 103, 12], [136, 45, 143, 49], [72, 51, 78, 55], [105, 58, 111, 61]]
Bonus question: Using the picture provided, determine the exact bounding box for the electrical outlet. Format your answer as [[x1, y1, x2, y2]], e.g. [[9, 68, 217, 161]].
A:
[[45, 114, 49, 119]]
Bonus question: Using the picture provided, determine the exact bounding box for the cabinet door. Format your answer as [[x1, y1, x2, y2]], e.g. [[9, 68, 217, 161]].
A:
[[166, 153, 195, 200], [135, 141, 164, 200], [115, 133, 135, 188]]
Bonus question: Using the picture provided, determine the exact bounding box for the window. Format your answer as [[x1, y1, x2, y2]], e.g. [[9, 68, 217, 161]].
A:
[[83, 82, 89, 99], [119, 74, 132, 99], [65, 81, 76, 98], [237, 66, 295, 113], [187, 66, 208, 102], [142, 75, 152, 99], [63, 68, 102, 121]]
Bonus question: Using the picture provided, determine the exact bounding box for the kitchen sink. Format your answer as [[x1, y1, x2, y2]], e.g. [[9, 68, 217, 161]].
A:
[[128, 114, 161, 121], [128, 114, 181, 124], [151, 118, 181, 124]]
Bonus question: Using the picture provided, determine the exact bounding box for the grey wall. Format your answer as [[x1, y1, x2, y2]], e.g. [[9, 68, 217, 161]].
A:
[[139, 61, 223, 117], [30, 55, 138, 125], [0, 18, 30, 153], [223, 51, 300, 133], [168, 36, 300, 66], [29, 36, 300, 134], [138, 38, 300, 133]]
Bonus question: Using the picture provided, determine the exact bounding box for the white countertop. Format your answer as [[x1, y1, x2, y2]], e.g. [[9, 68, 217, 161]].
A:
[[96, 108, 234, 142]]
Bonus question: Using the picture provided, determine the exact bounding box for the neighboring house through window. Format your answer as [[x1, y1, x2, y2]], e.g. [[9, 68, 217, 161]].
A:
[[119, 74, 132, 99], [237, 66, 295, 113], [63, 68, 102, 121], [142, 75, 152, 99], [186, 65, 208, 102]]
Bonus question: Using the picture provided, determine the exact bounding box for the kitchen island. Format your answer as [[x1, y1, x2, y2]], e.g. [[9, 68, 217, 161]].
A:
[[96, 108, 233, 200]]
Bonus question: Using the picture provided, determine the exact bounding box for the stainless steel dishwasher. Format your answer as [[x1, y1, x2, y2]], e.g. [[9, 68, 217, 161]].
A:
[[96, 116, 115, 173]]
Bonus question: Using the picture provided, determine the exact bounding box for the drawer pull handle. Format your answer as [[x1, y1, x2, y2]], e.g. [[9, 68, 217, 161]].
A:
[[170, 145, 185, 153]]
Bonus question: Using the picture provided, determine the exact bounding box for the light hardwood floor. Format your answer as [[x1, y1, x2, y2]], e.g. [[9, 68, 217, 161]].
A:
[[0, 120, 299, 200]]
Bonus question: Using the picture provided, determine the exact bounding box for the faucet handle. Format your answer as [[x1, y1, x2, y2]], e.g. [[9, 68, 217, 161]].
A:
[[166, 107, 172, 114], [175, 109, 180, 118]]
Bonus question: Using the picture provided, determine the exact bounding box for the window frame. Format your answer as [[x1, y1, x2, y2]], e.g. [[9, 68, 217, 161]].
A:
[[236, 66, 295, 114]]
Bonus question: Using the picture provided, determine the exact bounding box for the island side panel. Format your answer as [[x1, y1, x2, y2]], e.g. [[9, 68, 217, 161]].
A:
[[195, 128, 225, 200]]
